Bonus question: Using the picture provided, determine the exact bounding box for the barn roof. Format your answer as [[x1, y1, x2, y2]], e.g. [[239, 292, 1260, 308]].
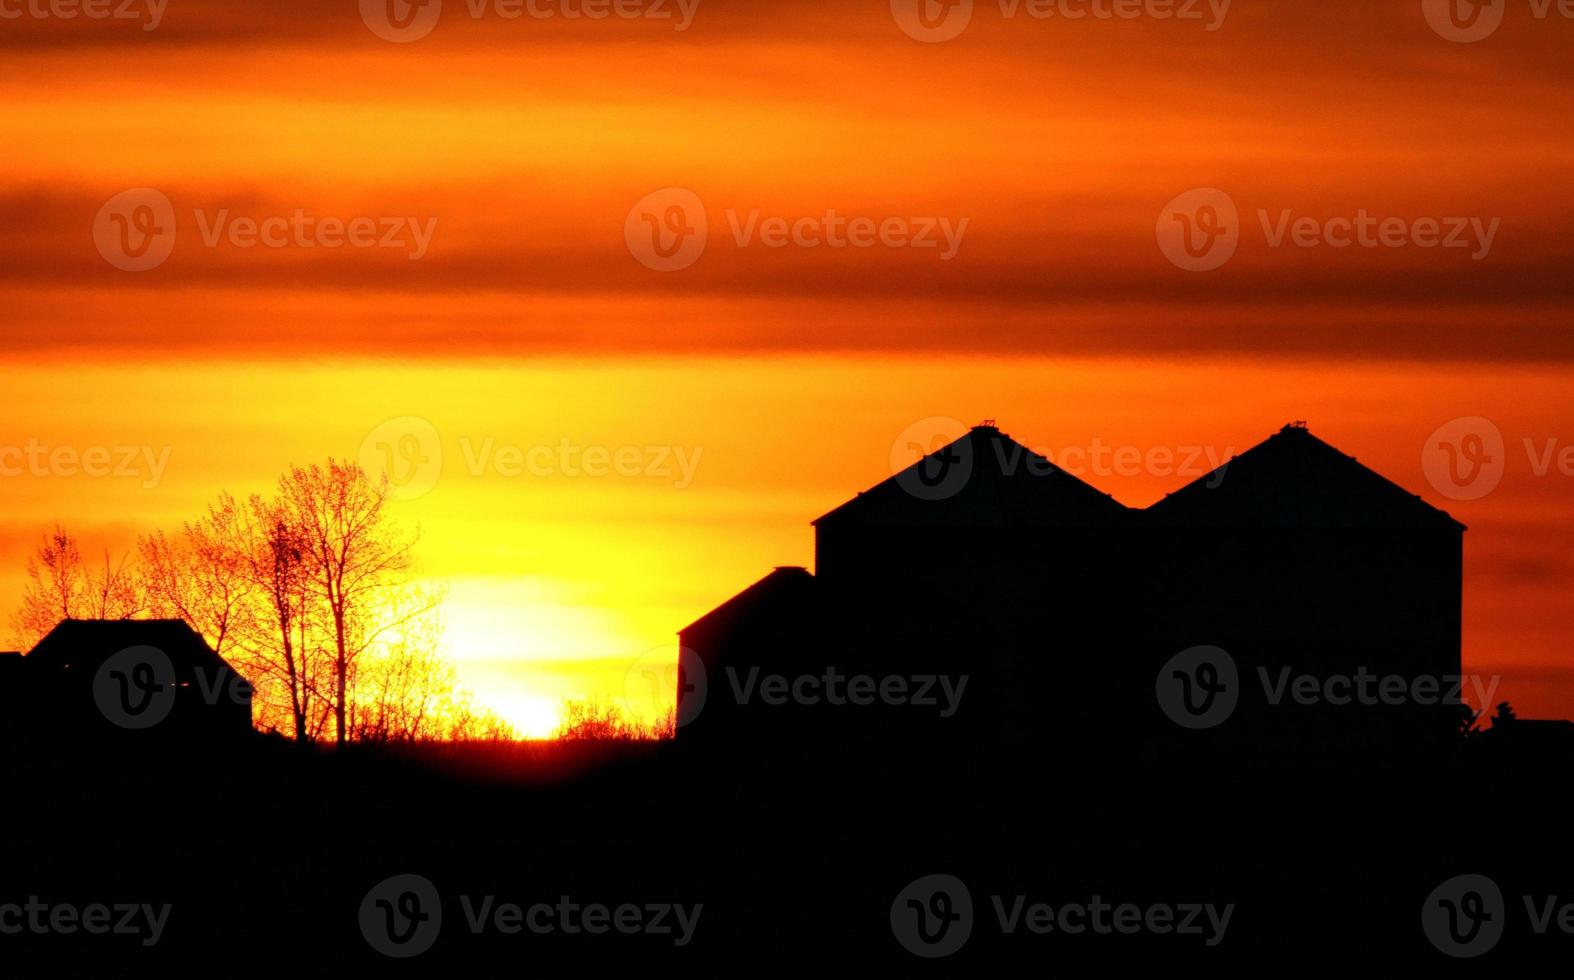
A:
[[812, 424, 1128, 529], [1146, 424, 1466, 531], [679, 566, 816, 638], [27, 619, 245, 679]]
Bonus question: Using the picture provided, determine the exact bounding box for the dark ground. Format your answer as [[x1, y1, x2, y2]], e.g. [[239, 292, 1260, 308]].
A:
[[3, 735, 1571, 972]]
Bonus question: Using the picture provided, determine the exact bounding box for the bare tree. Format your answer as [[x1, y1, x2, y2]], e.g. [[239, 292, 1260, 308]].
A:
[[9, 525, 83, 646], [7, 465, 502, 746], [554, 697, 674, 741], [279, 460, 420, 747], [140, 494, 255, 658], [81, 548, 143, 621], [444, 695, 518, 742], [238, 495, 331, 743], [9, 524, 141, 648], [347, 609, 453, 742]]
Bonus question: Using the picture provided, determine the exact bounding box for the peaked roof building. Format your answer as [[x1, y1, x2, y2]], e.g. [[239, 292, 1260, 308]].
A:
[[28, 619, 248, 678], [5, 619, 254, 743], [1148, 423, 1465, 530], [813, 423, 1128, 529], [679, 566, 815, 638], [676, 419, 1471, 768]]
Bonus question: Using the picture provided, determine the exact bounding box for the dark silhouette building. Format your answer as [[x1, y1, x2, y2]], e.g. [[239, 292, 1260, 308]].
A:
[[1142, 422, 1465, 764], [677, 422, 1468, 769], [1, 619, 252, 747]]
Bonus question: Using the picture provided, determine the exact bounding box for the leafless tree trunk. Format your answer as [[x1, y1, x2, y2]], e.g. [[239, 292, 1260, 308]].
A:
[[279, 460, 417, 748]]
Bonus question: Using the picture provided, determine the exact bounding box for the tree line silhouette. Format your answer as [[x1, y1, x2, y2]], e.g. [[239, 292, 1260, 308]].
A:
[[7, 459, 516, 744]]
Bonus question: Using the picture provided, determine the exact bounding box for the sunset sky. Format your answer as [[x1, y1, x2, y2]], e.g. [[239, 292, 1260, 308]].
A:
[[3, 0, 1573, 733]]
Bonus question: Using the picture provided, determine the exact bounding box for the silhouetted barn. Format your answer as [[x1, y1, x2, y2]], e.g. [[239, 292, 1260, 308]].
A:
[[4, 619, 253, 746], [0, 651, 24, 742], [678, 566, 817, 752], [678, 421, 1469, 771], [1142, 423, 1465, 764], [681, 424, 1139, 771]]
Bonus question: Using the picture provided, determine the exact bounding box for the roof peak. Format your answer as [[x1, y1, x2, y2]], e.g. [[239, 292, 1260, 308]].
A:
[[813, 420, 1128, 528], [1149, 424, 1464, 530]]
